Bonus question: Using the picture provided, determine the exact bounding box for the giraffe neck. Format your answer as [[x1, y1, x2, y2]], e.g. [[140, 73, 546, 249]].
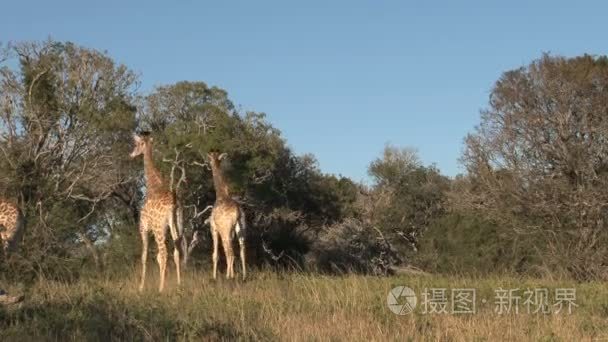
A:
[[209, 161, 231, 201], [143, 146, 166, 195]]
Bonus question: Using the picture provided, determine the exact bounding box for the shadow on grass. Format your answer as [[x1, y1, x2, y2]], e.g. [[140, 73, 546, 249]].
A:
[[0, 294, 272, 341]]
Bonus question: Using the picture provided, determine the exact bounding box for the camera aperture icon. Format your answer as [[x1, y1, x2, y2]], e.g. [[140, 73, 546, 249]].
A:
[[387, 286, 417, 315]]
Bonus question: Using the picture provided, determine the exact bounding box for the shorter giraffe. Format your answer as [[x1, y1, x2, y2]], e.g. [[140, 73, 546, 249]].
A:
[[0, 198, 25, 305], [208, 151, 247, 280], [0, 198, 25, 256], [130, 133, 184, 292]]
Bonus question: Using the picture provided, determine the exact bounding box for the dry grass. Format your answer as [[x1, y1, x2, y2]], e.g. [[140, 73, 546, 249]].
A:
[[1, 270, 607, 341]]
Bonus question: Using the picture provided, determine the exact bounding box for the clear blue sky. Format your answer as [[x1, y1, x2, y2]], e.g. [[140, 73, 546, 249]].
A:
[[2, 1, 606, 182]]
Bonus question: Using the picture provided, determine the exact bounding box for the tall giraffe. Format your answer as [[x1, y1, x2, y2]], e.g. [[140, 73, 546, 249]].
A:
[[207, 151, 247, 280], [0, 198, 25, 305], [0, 198, 24, 256], [130, 132, 184, 292]]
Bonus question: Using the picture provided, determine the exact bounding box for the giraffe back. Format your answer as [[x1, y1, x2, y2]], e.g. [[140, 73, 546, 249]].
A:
[[140, 190, 176, 232], [211, 199, 241, 236]]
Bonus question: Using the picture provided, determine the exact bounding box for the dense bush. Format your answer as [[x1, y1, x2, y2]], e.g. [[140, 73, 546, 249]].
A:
[[307, 218, 399, 275], [0, 41, 139, 282], [458, 54, 608, 280]]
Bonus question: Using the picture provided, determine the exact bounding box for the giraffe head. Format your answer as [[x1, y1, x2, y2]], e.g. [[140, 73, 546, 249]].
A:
[[130, 131, 153, 158], [207, 150, 231, 198], [207, 150, 228, 165]]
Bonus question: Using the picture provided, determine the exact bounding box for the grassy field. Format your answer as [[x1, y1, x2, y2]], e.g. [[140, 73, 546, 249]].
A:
[[0, 270, 607, 341]]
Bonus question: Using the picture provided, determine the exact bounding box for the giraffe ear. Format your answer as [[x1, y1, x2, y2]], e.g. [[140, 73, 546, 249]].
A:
[[133, 134, 142, 142], [218, 153, 228, 161]]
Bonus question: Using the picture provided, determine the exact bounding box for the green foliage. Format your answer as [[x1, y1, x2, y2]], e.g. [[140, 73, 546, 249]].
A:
[[416, 212, 542, 275], [366, 145, 450, 258], [0, 40, 139, 281], [137, 81, 359, 268], [4, 39, 608, 284]]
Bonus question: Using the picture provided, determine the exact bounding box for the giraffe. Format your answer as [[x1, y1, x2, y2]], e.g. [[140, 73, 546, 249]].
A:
[[207, 151, 247, 280], [0, 198, 25, 305], [0, 198, 25, 257], [130, 132, 184, 292]]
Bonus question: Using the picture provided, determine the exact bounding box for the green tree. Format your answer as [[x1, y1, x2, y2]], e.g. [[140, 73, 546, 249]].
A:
[[136, 81, 358, 268], [0, 40, 139, 280], [365, 145, 449, 258]]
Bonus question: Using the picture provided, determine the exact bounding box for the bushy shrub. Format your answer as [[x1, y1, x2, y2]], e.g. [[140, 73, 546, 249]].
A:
[[306, 218, 399, 275]]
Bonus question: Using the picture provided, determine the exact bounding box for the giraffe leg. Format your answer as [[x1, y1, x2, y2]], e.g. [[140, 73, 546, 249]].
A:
[[221, 233, 235, 279], [0, 231, 7, 259], [236, 220, 247, 280], [173, 248, 181, 286], [139, 226, 149, 292], [157, 248, 168, 292], [155, 233, 168, 292], [211, 223, 219, 280], [169, 214, 181, 286], [239, 237, 246, 280]]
